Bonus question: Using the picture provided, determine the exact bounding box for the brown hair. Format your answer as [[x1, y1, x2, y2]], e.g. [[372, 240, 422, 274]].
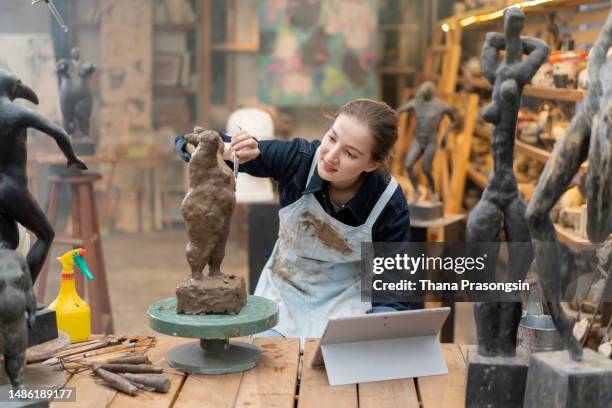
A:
[[334, 99, 398, 176]]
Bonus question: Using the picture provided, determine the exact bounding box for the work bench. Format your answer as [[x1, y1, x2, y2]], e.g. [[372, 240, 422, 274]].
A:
[[51, 336, 467, 407]]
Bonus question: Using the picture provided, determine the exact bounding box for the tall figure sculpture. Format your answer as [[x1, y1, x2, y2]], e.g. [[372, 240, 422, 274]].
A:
[[466, 8, 549, 357], [397, 81, 456, 202], [526, 10, 612, 361], [0, 69, 87, 283], [56, 47, 96, 140]]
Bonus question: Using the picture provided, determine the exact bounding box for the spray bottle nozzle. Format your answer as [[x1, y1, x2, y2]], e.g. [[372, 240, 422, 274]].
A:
[[58, 248, 94, 281]]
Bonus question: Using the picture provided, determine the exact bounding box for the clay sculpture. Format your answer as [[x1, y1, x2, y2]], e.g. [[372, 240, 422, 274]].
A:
[[56, 47, 95, 140], [466, 8, 549, 357], [176, 128, 246, 315], [0, 249, 37, 390], [397, 81, 456, 202], [526, 10, 612, 361]]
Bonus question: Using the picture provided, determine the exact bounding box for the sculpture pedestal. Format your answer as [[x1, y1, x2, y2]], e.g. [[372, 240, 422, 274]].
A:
[[524, 349, 612, 408], [408, 201, 443, 221], [465, 345, 529, 408], [27, 306, 58, 348], [176, 274, 246, 315]]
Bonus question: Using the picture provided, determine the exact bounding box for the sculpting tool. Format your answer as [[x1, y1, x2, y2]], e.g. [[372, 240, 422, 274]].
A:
[[233, 126, 243, 180], [32, 0, 69, 32]]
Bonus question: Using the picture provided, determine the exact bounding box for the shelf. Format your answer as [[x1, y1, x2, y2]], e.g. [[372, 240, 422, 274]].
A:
[[466, 165, 488, 189], [460, 77, 586, 102], [440, 0, 604, 28], [555, 223, 589, 244], [514, 139, 551, 164], [154, 86, 197, 96], [474, 123, 492, 140], [523, 86, 586, 102]]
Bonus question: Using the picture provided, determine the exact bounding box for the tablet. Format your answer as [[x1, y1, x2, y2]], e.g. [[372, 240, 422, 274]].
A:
[[311, 307, 451, 385]]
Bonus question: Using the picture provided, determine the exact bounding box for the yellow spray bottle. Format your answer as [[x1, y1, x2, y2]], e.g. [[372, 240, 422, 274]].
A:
[[48, 248, 95, 343]]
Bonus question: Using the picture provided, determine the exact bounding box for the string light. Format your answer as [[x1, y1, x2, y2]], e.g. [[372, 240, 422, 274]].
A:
[[441, 0, 555, 30]]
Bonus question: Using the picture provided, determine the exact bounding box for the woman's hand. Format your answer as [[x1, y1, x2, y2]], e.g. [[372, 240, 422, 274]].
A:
[[227, 131, 259, 164]]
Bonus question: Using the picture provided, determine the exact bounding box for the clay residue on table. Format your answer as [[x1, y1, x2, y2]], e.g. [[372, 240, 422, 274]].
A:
[[299, 210, 352, 255]]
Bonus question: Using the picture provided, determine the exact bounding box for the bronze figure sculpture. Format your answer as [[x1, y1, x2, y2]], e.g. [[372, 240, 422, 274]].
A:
[[526, 10, 612, 361], [56, 47, 96, 141], [397, 81, 456, 202], [466, 8, 549, 357], [0, 249, 37, 390], [0, 69, 87, 283], [176, 128, 246, 315]]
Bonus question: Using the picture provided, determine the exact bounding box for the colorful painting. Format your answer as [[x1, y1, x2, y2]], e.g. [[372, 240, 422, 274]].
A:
[[258, 0, 379, 107]]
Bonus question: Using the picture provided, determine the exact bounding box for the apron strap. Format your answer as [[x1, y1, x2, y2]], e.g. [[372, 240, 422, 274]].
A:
[[364, 177, 399, 228], [306, 146, 320, 185]]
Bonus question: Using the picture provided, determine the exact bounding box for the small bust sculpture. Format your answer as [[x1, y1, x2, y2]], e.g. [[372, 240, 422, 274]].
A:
[[397, 81, 456, 203], [56, 47, 96, 141], [0, 249, 37, 390], [176, 128, 246, 315]]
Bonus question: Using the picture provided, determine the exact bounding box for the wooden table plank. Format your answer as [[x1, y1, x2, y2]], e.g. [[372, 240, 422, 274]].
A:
[[173, 337, 253, 408], [50, 364, 118, 408], [359, 379, 420, 408], [109, 335, 189, 408], [297, 339, 358, 408], [416, 344, 466, 408], [234, 337, 300, 408]]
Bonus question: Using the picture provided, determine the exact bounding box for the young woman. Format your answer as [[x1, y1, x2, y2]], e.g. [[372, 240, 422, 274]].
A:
[[176, 99, 411, 339]]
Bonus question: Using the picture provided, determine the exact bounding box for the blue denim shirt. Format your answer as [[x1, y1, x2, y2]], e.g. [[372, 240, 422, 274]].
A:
[[175, 133, 414, 311]]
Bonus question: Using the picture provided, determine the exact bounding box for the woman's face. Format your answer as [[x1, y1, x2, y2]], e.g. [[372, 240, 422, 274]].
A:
[[318, 113, 379, 184]]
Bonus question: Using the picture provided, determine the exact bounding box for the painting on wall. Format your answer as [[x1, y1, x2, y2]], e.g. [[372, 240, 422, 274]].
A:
[[258, 0, 379, 107]]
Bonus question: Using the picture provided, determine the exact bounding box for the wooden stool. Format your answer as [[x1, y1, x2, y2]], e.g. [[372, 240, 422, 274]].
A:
[[37, 172, 114, 335]]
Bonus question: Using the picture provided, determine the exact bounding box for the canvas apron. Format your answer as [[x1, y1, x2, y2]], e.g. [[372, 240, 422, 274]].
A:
[[254, 147, 398, 339]]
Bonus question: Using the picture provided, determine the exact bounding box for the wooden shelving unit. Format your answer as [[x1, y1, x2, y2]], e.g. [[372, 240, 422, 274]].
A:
[[460, 77, 587, 102], [555, 223, 589, 244]]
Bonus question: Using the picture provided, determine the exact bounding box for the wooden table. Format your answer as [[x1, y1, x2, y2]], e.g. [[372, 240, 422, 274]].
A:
[[51, 336, 467, 408]]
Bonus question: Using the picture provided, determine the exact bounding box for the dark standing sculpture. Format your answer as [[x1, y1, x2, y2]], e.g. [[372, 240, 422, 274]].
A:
[[0, 68, 87, 283], [526, 11, 612, 361], [397, 81, 456, 202], [466, 8, 549, 357], [56, 47, 95, 140], [0, 249, 37, 390]]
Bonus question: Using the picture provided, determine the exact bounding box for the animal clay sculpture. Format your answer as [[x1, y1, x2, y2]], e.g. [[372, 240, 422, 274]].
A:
[[56, 47, 95, 140], [176, 128, 246, 315], [466, 8, 549, 357], [526, 10, 612, 361], [397, 81, 456, 202], [0, 69, 87, 283], [0, 249, 37, 390]]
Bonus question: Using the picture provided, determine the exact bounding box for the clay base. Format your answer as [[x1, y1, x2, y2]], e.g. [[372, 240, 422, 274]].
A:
[[524, 349, 612, 408], [408, 201, 443, 221], [176, 274, 247, 315], [465, 345, 529, 408]]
